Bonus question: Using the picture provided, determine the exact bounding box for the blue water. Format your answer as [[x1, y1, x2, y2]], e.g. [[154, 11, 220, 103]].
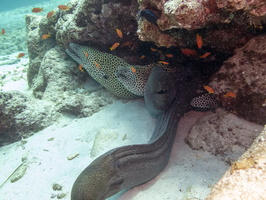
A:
[[0, 0, 49, 12]]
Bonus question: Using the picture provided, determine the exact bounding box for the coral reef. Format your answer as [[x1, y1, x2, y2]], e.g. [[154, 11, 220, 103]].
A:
[[0, 91, 58, 146], [206, 125, 266, 200], [186, 108, 263, 156], [137, 0, 266, 49], [209, 35, 266, 125]]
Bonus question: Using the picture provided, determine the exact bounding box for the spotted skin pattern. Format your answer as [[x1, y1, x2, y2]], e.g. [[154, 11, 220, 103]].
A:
[[66, 43, 151, 99], [190, 93, 220, 110], [115, 65, 154, 96]]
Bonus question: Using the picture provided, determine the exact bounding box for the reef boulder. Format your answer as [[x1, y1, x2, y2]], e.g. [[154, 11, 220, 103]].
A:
[[0, 91, 58, 146], [209, 35, 266, 125], [186, 108, 263, 156]]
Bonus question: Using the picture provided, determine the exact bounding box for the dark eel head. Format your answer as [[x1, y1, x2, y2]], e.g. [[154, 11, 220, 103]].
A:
[[144, 64, 176, 117]]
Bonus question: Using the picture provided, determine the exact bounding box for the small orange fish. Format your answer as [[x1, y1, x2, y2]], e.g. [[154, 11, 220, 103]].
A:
[[139, 55, 145, 59], [130, 67, 137, 73], [116, 29, 123, 39], [196, 34, 203, 49], [203, 86, 214, 94], [223, 92, 236, 98], [150, 48, 157, 52], [0, 28, 5, 35], [58, 5, 70, 11], [110, 43, 120, 51], [200, 52, 211, 58], [47, 11, 55, 18], [84, 51, 89, 57], [42, 34, 51, 40], [78, 64, 84, 73], [180, 48, 197, 56], [32, 8, 44, 13], [121, 41, 133, 47], [93, 61, 100, 68], [17, 53, 25, 58], [157, 61, 169, 65], [165, 54, 174, 58]]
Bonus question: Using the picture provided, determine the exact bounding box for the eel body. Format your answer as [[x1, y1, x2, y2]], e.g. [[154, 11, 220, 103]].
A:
[[66, 43, 153, 99], [71, 66, 191, 200]]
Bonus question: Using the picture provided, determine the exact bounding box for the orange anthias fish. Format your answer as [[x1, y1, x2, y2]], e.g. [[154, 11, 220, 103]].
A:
[[110, 43, 120, 51], [58, 5, 70, 11], [84, 51, 89, 57], [150, 48, 157, 52], [139, 55, 145, 59], [165, 54, 174, 58], [0, 28, 5, 35], [203, 85, 214, 94], [47, 11, 55, 18], [93, 61, 101, 68], [78, 64, 84, 73], [32, 8, 44, 13], [42, 34, 51, 40], [116, 29, 123, 39], [196, 34, 203, 49], [130, 67, 137, 73], [17, 53, 25, 58], [180, 48, 197, 56], [200, 52, 211, 58], [224, 92, 236, 98], [157, 61, 169, 65], [121, 41, 133, 47]]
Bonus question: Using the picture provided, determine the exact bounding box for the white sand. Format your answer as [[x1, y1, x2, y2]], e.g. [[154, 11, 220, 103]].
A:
[[0, 58, 229, 199], [0, 1, 230, 199]]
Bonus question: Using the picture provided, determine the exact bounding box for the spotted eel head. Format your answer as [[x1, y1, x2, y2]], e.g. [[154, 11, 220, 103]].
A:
[[190, 93, 220, 111], [66, 43, 85, 65], [115, 66, 145, 96]]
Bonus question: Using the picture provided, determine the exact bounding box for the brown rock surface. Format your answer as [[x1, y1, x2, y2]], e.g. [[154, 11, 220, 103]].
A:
[[186, 108, 263, 156], [206, 125, 266, 200], [209, 35, 266, 125]]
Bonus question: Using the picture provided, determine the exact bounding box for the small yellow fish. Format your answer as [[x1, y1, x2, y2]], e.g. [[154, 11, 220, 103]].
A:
[[157, 61, 169, 65], [110, 43, 120, 51], [42, 34, 51, 40], [203, 86, 214, 94], [116, 29, 123, 39], [78, 64, 84, 73]]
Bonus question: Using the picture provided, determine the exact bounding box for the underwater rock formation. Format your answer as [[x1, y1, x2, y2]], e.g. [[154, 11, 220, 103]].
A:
[[29, 46, 112, 117], [206, 125, 266, 200], [186, 108, 263, 156], [137, 0, 265, 49], [0, 91, 58, 146], [55, 0, 139, 48], [209, 35, 266, 125]]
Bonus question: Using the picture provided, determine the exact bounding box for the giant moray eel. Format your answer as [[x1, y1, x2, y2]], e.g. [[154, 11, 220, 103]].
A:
[[71, 66, 193, 200], [66, 43, 153, 99]]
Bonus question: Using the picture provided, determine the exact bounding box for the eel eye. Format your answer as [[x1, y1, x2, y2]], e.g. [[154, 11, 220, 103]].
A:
[[158, 89, 168, 94]]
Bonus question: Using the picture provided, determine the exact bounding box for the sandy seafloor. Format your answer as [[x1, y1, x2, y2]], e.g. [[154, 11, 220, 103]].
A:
[[0, 1, 231, 200]]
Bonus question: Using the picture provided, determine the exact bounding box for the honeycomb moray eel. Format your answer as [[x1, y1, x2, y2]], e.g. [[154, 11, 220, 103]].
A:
[[66, 43, 153, 99], [71, 66, 193, 200]]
